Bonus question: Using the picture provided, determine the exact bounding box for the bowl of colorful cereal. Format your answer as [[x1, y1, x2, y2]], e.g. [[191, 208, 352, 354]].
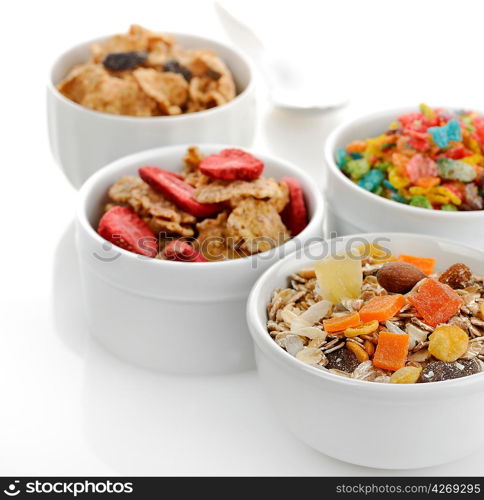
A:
[[324, 105, 484, 248], [48, 25, 256, 187], [76, 144, 324, 374], [247, 233, 484, 468]]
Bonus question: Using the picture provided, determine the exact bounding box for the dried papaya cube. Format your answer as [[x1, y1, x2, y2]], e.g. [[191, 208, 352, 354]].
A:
[[408, 279, 463, 327], [373, 331, 410, 371], [397, 254, 436, 275]]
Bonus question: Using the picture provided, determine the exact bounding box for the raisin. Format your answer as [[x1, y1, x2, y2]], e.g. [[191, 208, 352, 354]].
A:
[[163, 60, 192, 81], [326, 347, 359, 373], [103, 51, 148, 71], [419, 359, 481, 383], [438, 263, 472, 289]]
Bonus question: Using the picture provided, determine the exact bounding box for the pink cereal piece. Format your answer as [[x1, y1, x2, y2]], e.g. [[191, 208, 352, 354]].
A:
[[406, 154, 438, 183]]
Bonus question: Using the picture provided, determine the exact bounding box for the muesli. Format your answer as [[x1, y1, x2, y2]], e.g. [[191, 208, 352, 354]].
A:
[[57, 25, 237, 116], [97, 146, 308, 261], [267, 245, 484, 383]]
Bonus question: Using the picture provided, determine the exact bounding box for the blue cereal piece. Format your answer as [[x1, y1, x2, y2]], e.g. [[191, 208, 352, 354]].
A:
[[429, 119, 462, 148], [357, 169, 385, 191], [336, 148, 349, 169], [390, 192, 408, 204], [350, 152, 363, 159], [428, 126, 449, 148], [445, 119, 462, 142], [437, 158, 477, 182], [383, 179, 397, 192]]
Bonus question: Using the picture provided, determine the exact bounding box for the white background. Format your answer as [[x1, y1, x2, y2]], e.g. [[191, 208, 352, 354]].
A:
[[1, 0, 484, 476]]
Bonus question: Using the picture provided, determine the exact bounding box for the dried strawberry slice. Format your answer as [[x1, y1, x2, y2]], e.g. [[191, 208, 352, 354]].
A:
[[98, 206, 158, 257], [280, 177, 309, 236], [139, 166, 220, 217], [164, 240, 207, 262], [199, 149, 264, 181]]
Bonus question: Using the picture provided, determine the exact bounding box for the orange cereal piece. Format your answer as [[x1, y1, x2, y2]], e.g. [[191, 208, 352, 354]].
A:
[[359, 294, 406, 323], [407, 279, 463, 327], [346, 140, 367, 154], [323, 312, 360, 333], [415, 176, 440, 189], [373, 331, 410, 371], [397, 254, 436, 275]]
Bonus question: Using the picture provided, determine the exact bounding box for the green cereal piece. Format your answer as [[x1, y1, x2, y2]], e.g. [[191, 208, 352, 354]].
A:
[[373, 185, 383, 196], [410, 195, 432, 209], [374, 161, 392, 172], [344, 158, 370, 180], [441, 204, 458, 211], [437, 158, 477, 183]]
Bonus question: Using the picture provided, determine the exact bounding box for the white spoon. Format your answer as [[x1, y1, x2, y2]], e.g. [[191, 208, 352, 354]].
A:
[[215, 1, 348, 112]]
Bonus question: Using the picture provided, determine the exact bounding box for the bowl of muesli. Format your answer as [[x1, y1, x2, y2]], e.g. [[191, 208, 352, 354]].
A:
[[247, 233, 484, 468], [48, 25, 256, 187], [76, 144, 324, 374]]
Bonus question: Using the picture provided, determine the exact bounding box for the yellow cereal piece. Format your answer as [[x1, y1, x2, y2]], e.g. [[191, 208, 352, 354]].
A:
[[461, 154, 483, 166], [428, 325, 469, 362], [390, 366, 422, 384], [346, 341, 369, 362], [435, 187, 462, 205], [389, 121, 399, 130], [388, 167, 410, 189], [465, 136, 481, 154], [419, 103, 435, 120], [344, 320, 379, 338], [426, 193, 450, 205], [408, 186, 430, 196]]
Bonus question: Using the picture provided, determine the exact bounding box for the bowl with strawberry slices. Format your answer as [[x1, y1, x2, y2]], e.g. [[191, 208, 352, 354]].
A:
[[76, 144, 324, 374]]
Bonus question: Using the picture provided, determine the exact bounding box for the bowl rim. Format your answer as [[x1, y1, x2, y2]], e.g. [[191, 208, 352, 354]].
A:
[[324, 106, 484, 219], [77, 143, 325, 269], [247, 231, 484, 392], [47, 31, 255, 123]]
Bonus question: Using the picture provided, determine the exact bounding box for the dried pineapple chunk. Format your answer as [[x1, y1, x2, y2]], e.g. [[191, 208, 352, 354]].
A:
[[315, 252, 363, 304]]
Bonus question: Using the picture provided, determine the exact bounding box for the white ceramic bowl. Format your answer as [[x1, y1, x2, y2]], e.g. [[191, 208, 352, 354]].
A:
[[247, 233, 484, 469], [76, 144, 325, 375], [48, 33, 256, 188], [324, 108, 484, 249]]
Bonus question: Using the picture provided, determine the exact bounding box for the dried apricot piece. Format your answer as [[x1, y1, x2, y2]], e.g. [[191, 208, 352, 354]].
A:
[[373, 331, 410, 371], [323, 312, 360, 333], [407, 279, 463, 327], [390, 366, 422, 384], [397, 254, 436, 275], [428, 325, 469, 362], [359, 294, 406, 323]]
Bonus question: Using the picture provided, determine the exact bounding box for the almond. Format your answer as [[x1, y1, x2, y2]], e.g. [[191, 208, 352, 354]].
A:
[[376, 262, 425, 294]]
